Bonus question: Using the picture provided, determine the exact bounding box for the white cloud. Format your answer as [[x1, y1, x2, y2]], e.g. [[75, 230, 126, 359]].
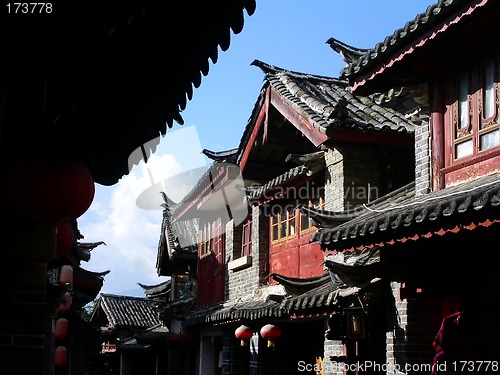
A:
[[78, 125, 210, 296]]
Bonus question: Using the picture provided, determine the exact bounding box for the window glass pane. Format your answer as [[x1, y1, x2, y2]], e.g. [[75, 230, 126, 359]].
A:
[[272, 224, 279, 241], [455, 139, 473, 159], [483, 61, 495, 121], [280, 222, 287, 238], [301, 213, 310, 231], [289, 217, 296, 236], [480, 129, 500, 150], [243, 225, 248, 242], [272, 213, 279, 225], [459, 75, 469, 129]]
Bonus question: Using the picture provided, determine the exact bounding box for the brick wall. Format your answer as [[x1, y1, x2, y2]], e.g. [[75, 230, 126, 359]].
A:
[[414, 120, 431, 196], [226, 205, 269, 302], [323, 142, 413, 212], [386, 282, 442, 375], [324, 146, 344, 211]]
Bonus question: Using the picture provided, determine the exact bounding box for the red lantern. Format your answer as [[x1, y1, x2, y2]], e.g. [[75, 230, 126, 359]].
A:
[[234, 325, 253, 347], [2, 157, 95, 222], [56, 223, 75, 257], [260, 324, 281, 348], [59, 265, 73, 289], [54, 346, 68, 367], [55, 318, 69, 341], [58, 291, 71, 314]]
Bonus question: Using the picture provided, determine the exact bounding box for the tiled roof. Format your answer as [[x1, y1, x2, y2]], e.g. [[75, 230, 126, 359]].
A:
[[339, 0, 476, 80], [98, 294, 162, 329], [248, 165, 312, 200], [184, 271, 384, 325], [300, 182, 416, 228], [247, 151, 326, 201], [3, 1, 257, 186], [311, 172, 500, 248], [138, 280, 171, 299], [251, 59, 417, 135], [326, 37, 368, 64], [202, 148, 239, 163], [269, 272, 332, 297]]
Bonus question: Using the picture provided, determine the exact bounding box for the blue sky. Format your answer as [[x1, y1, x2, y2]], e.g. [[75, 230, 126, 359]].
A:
[[78, 0, 437, 296]]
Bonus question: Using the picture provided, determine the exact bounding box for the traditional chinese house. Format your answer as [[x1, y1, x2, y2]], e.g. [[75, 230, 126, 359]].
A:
[[304, 0, 500, 373], [155, 55, 420, 374], [0, 2, 255, 374]]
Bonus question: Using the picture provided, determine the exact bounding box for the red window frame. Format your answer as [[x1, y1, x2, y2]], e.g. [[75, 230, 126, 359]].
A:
[[446, 58, 500, 166], [241, 219, 252, 256]]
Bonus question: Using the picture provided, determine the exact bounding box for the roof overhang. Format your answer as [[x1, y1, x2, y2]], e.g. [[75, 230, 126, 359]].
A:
[[346, 0, 499, 96], [0, 1, 256, 185]]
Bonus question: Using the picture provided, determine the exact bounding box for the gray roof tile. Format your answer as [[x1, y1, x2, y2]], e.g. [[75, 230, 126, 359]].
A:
[[251, 60, 416, 136], [99, 294, 162, 329]]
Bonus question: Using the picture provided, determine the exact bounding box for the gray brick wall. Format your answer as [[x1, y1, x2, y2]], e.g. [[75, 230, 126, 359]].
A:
[[414, 120, 431, 196], [324, 145, 345, 211], [386, 282, 442, 375], [226, 205, 269, 302], [323, 339, 345, 375]]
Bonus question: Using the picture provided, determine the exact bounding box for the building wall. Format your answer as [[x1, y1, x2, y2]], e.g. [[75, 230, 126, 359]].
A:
[[324, 146, 344, 211], [386, 282, 441, 375], [226, 205, 269, 302], [414, 120, 431, 196], [324, 142, 414, 212]]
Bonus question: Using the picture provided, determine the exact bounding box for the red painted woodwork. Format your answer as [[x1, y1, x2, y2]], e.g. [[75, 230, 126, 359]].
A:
[[269, 231, 324, 279], [240, 86, 270, 173], [442, 152, 500, 186], [270, 88, 328, 147], [332, 128, 413, 148], [198, 252, 225, 307], [431, 80, 446, 190]]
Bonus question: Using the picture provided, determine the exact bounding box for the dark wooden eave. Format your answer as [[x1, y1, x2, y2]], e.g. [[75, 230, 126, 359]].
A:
[[341, 0, 500, 95], [311, 172, 500, 251], [0, 0, 256, 185]]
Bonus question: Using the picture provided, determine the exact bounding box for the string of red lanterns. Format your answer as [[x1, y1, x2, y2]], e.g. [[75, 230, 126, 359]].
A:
[[234, 324, 282, 348]]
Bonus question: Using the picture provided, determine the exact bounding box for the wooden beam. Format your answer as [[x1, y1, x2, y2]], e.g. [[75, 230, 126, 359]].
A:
[[270, 87, 329, 147], [239, 86, 269, 173]]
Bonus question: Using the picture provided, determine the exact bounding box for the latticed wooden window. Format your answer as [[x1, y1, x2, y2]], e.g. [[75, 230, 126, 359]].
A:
[[300, 196, 324, 233], [448, 58, 500, 162], [241, 219, 252, 256], [270, 206, 297, 243]]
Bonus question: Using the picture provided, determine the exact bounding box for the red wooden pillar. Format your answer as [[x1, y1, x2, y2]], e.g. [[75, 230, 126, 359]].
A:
[[431, 80, 445, 191]]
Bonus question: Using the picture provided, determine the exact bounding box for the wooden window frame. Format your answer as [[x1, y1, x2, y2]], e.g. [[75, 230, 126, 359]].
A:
[[269, 195, 324, 243], [447, 58, 500, 166], [270, 206, 297, 244], [300, 196, 324, 234], [241, 219, 253, 257], [199, 218, 223, 257]]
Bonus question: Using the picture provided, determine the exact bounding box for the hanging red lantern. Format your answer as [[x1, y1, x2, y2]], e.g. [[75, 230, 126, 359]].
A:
[[260, 324, 282, 348], [58, 291, 71, 314], [55, 318, 69, 341], [234, 325, 253, 347], [54, 346, 68, 367], [55, 223, 75, 257], [59, 265, 73, 289], [1, 156, 95, 222]]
